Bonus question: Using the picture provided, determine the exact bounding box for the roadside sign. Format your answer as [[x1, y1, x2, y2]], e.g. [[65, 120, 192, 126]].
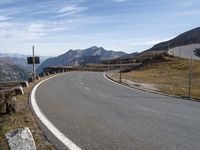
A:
[[27, 56, 40, 64]]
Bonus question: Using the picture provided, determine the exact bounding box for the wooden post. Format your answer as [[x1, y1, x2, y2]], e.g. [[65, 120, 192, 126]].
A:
[[188, 56, 193, 100], [32, 46, 36, 82], [120, 57, 122, 83]]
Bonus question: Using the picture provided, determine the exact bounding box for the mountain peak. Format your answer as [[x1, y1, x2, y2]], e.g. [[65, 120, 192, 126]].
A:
[[89, 46, 98, 49], [36, 46, 127, 73]]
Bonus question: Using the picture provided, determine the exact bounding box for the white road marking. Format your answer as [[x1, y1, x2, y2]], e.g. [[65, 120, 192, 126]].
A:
[[103, 73, 137, 91], [80, 82, 83, 85], [85, 86, 90, 91], [30, 75, 82, 150], [136, 106, 165, 115]]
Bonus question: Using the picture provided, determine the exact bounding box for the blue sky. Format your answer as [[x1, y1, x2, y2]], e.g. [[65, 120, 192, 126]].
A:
[[0, 0, 200, 56]]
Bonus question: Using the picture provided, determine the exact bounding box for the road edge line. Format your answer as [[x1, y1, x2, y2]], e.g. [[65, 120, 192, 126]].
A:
[[30, 74, 82, 150]]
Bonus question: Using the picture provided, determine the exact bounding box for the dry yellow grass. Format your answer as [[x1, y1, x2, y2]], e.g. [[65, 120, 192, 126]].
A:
[[0, 76, 55, 150], [111, 56, 200, 100]]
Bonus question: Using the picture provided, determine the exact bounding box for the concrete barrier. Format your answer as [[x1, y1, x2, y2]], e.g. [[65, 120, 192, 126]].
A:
[[0, 81, 29, 88]]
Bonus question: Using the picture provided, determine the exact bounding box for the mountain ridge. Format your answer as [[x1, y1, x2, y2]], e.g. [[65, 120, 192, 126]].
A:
[[36, 46, 127, 73], [147, 27, 200, 52], [0, 60, 31, 81]]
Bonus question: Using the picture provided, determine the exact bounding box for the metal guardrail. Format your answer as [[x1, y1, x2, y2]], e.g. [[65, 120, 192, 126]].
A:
[[0, 81, 29, 88]]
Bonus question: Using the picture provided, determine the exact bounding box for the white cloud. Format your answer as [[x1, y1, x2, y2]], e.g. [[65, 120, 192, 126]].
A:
[[28, 23, 45, 34], [0, 16, 10, 21], [0, 22, 10, 28], [112, 0, 127, 2], [58, 5, 88, 16]]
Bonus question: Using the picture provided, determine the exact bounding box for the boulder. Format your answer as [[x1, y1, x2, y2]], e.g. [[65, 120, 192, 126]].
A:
[[5, 96, 16, 114], [42, 72, 46, 77], [28, 77, 33, 82], [20, 81, 29, 88], [46, 72, 50, 76], [5, 127, 36, 150], [36, 76, 40, 80], [14, 86, 24, 95]]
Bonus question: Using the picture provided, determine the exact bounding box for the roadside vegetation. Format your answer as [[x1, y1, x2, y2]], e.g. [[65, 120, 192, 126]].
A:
[[110, 53, 200, 100], [0, 77, 55, 150]]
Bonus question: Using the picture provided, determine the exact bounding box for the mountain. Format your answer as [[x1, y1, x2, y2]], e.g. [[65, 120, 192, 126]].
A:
[[0, 53, 28, 59], [0, 60, 31, 81], [147, 27, 200, 52], [0, 53, 49, 71], [37, 46, 127, 73], [121, 52, 139, 59]]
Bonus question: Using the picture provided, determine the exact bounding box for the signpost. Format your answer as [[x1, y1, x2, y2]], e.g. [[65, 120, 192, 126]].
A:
[[27, 46, 40, 82], [120, 57, 122, 83], [188, 56, 193, 100]]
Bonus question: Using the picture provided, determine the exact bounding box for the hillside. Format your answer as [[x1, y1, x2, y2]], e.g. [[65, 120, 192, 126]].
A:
[[0, 60, 31, 81], [125, 27, 200, 61], [147, 27, 200, 52], [37, 46, 127, 74], [0, 53, 49, 71], [109, 54, 200, 100]]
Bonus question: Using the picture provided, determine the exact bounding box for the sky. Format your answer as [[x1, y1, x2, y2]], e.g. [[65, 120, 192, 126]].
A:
[[0, 0, 200, 56]]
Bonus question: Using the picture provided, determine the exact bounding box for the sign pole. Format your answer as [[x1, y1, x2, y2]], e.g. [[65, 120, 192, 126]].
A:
[[188, 56, 193, 100], [107, 60, 110, 72], [120, 57, 122, 83], [32, 45, 36, 82]]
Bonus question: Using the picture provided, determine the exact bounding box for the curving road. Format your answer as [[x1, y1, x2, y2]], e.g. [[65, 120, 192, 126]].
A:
[[34, 72, 200, 150], [169, 44, 200, 60]]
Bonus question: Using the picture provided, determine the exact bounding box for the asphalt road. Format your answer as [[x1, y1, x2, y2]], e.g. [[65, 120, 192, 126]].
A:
[[169, 44, 200, 60], [35, 72, 200, 150]]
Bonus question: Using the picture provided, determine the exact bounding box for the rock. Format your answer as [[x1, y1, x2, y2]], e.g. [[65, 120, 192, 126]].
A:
[[28, 77, 33, 82], [42, 72, 46, 77], [36, 76, 40, 80], [20, 81, 29, 88], [5, 96, 16, 114], [14, 86, 24, 95], [5, 127, 36, 150], [0, 93, 16, 114], [46, 72, 50, 76]]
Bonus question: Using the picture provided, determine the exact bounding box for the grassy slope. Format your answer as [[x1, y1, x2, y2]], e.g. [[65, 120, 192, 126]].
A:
[[112, 55, 200, 100], [0, 78, 55, 150]]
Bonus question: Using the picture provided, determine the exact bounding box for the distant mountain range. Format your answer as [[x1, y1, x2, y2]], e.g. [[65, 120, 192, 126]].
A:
[[0, 53, 49, 71], [37, 46, 127, 73], [0, 53, 49, 81], [0, 60, 31, 81], [1, 27, 200, 80]]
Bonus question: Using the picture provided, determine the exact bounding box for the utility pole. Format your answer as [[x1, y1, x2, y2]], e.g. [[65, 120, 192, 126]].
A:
[[119, 57, 122, 83], [32, 45, 36, 82], [188, 56, 193, 100]]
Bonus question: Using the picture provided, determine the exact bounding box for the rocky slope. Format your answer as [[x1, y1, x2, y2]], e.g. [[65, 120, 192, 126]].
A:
[[0, 53, 49, 71], [0, 60, 30, 81]]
